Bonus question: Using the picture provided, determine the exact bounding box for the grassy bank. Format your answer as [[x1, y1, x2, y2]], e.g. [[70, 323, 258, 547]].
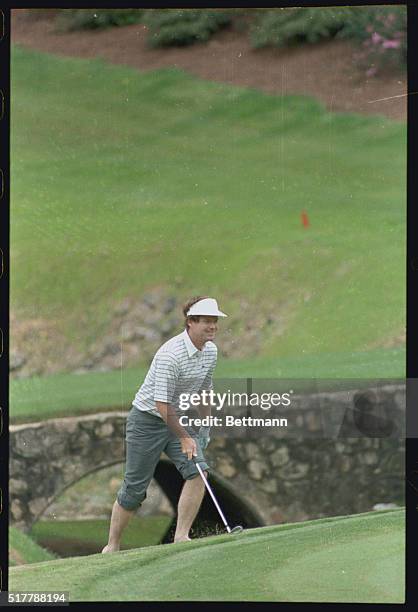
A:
[[9, 346, 404, 423], [9, 527, 58, 567]]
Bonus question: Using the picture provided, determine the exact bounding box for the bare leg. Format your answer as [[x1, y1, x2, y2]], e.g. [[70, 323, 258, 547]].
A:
[[102, 500, 135, 553], [174, 472, 206, 542]]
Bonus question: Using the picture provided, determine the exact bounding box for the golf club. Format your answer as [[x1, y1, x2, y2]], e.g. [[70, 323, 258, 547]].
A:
[[194, 459, 244, 535]]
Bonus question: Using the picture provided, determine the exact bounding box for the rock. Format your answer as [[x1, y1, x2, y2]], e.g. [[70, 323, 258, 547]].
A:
[[95, 423, 114, 439], [28, 497, 48, 517], [90, 348, 106, 362], [340, 455, 351, 472], [279, 462, 310, 480], [120, 322, 138, 342], [210, 437, 226, 449], [246, 442, 261, 460], [103, 343, 121, 357], [233, 443, 247, 461], [41, 431, 71, 459], [78, 421, 97, 432], [259, 479, 278, 494], [261, 439, 276, 453], [10, 500, 24, 521], [10, 351, 26, 371], [270, 446, 289, 468], [142, 327, 162, 342], [14, 432, 44, 458], [248, 459, 266, 480], [305, 411, 322, 432], [114, 298, 131, 316], [363, 451, 378, 465], [69, 431, 92, 452], [10, 459, 25, 475], [9, 479, 28, 495], [217, 457, 237, 478], [335, 441, 346, 453], [162, 297, 176, 314], [58, 420, 79, 435], [142, 293, 159, 309]]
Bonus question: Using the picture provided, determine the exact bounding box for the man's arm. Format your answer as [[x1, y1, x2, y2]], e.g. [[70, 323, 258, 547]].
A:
[[155, 401, 197, 460]]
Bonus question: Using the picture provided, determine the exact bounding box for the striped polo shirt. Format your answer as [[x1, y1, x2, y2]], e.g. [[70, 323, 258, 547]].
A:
[[132, 329, 218, 418]]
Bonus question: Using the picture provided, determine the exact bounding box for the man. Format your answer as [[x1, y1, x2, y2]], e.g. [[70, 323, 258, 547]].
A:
[[102, 296, 227, 551]]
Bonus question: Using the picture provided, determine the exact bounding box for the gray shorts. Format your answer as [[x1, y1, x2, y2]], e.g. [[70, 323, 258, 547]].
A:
[[117, 406, 210, 511]]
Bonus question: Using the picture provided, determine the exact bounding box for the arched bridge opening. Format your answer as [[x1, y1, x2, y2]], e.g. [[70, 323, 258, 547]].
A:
[[154, 459, 265, 542]]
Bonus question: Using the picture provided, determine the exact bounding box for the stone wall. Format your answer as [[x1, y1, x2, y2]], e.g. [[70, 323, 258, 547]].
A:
[[9, 383, 405, 531]]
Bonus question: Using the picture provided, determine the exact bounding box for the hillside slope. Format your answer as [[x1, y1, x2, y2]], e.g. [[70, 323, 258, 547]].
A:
[[9, 527, 57, 567], [11, 46, 406, 378]]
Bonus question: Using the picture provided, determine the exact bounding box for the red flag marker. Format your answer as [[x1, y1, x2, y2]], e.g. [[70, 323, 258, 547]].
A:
[[301, 210, 310, 228]]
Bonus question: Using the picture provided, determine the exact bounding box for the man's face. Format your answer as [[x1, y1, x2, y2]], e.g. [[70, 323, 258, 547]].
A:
[[189, 316, 218, 343]]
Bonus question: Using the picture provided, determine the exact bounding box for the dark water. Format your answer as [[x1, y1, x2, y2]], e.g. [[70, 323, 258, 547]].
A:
[[36, 520, 224, 558], [36, 537, 102, 558]]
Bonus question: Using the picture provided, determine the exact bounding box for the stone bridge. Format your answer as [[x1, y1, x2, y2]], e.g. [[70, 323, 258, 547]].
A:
[[10, 383, 405, 538]]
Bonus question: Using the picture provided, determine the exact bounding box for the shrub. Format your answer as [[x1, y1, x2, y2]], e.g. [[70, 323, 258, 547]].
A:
[[339, 6, 406, 75], [55, 9, 144, 32], [249, 6, 406, 76], [142, 9, 232, 47], [250, 7, 351, 49]]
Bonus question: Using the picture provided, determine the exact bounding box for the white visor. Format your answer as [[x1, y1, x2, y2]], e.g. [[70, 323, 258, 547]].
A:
[[186, 298, 227, 317]]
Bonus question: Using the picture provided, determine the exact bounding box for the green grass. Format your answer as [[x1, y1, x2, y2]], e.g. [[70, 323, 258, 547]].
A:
[[31, 516, 172, 554], [9, 527, 58, 567], [9, 509, 405, 602], [11, 45, 406, 368], [9, 347, 404, 423]]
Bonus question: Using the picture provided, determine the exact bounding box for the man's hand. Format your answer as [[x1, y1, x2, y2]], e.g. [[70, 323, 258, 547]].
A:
[[198, 426, 211, 450], [181, 436, 197, 461]]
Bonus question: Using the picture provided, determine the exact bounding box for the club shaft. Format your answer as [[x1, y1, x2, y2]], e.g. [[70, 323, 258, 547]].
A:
[[195, 461, 231, 532]]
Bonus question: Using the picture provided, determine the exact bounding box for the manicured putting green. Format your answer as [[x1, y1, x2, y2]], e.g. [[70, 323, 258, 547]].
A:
[[9, 509, 404, 602]]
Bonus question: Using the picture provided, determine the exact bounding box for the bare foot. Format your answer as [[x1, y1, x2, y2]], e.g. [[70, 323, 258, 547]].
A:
[[173, 536, 191, 543], [102, 544, 120, 553]]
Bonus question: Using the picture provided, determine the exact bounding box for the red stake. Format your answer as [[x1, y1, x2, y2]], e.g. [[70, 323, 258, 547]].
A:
[[301, 210, 310, 228]]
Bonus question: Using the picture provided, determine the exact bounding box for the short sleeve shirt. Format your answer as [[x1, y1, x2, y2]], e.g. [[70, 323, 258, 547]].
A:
[[132, 329, 217, 418]]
